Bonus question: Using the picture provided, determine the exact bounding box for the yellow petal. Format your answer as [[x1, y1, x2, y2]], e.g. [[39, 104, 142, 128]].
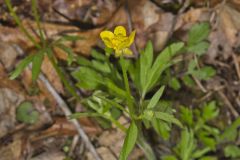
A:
[[114, 26, 126, 36], [100, 31, 114, 48], [127, 30, 136, 47], [115, 49, 123, 57], [123, 48, 133, 55], [114, 36, 129, 50]]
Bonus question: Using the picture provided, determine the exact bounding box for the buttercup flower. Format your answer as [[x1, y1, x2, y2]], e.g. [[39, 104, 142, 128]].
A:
[[100, 26, 136, 57]]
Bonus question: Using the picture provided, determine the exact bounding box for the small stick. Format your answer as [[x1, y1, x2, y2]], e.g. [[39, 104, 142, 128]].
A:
[[37, 71, 101, 160], [68, 135, 79, 157], [192, 76, 207, 93], [218, 90, 239, 118]]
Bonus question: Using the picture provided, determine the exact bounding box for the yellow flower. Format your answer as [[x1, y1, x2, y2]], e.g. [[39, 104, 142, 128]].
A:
[[100, 26, 136, 57]]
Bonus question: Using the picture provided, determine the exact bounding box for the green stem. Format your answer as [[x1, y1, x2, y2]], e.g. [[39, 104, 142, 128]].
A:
[[31, 0, 46, 47], [139, 96, 144, 115], [120, 56, 134, 117], [5, 0, 41, 49]]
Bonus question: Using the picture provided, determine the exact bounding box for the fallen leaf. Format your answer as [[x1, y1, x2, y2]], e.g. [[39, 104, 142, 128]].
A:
[[30, 150, 65, 160], [30, 117, 101, 142], [86, 147, 117, 160], [40, 56, 64, 94], [208, 3, 240, 60], [0, 137, 23, 160], [0, 42, 21, 71], [0, 87, 25, 138]]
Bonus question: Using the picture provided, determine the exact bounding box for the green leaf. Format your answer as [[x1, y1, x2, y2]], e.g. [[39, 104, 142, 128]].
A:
[[10, 54, 35, 80], [199, 156, 217, 160], [76, 56, 92, 66], [187, 60, 197, 73], [72, 67, 104, 90], [87, 99, 101, 112], [187, 41, 210, 56], [106, 79, 126, 98], [198, 130, 217, 150], [97, 96, 127, 113], [162, 155, 178, 160], [128, 60, 141, 90], [152, 118, 170, 140], [119, 122, 138, 160], [202, 101, 219, 121], [140, 41, 153, 92], [61, 35, 83, 41], [57, 44, 74, 65], [219, 117, 240, 143], [32, 52, 44, 81], [91, 49, 106, 61], [169, 77, 181, 91], [191, 66, 216, 80], [182, 75, 195, 87], [92, 60, 111, 73], [96, 117, 112, 129], [177, 128, 196, 160], [224, 145, 240, 158], [192, 147, 212, 159], [110, 107, 122, 120], [119, 57, 131, 71], [104, 47, 114, 56], [69, 112, 102, 119], [16, 101, 39, 124], [154, 111, 183, 128], [188, 22, 210, 45], [180, 106, 193, 126], [146, 86, 165, 109], [144, 42, 184, 95], [144, 110, 182, 128]]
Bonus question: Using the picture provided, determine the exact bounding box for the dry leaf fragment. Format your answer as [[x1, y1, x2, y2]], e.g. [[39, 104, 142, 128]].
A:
[[86, 147, 117, 160], [30, 150, 65, 160], [208, 3, 240, 60], [41, 56, 64, 94]]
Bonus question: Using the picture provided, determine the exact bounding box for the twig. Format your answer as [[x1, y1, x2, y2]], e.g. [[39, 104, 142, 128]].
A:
[[37, 71, 101, 160], [192, 76, 207, 93], [68, 135, 79, 157], [195, 91, 213, 103], [217, 90, 239, 119]]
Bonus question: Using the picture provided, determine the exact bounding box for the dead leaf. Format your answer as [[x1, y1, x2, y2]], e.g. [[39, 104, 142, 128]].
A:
[[86, 147, 117, 160], [0, 19, 102, 56], [0, 87, 24, 138], [98, 129, 125, 154], [31, 117, 101, 142], [30, 150, 65, 160], [97, 128, 143, 160], [0, 42, 21, 71], [41, 56, 64, 94], [208, 3, 240, 60], [0, 137, 23, 160]]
